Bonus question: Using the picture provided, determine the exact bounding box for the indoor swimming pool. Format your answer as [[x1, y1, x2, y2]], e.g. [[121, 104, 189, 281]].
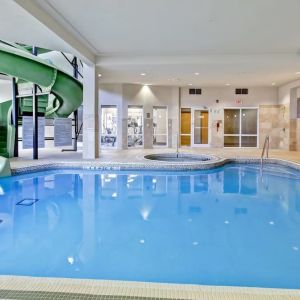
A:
[[0, 163, 299, 289]]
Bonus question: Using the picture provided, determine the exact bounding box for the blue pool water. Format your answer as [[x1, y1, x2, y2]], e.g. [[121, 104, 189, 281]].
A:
[[0, 163, 300, 289]]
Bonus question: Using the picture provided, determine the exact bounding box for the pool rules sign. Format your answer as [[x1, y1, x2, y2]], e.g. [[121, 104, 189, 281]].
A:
[[54, 118, 72, 146], [22, 116, 45, 149]]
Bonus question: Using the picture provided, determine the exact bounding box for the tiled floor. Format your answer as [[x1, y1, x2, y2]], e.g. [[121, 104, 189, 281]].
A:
[[5, 147, 300, 299], [9, 147, 300, 169], [0, 276, 300, 300]]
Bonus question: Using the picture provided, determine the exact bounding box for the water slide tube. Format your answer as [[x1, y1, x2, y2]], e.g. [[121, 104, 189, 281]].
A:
[[0, 41, 83, 159]]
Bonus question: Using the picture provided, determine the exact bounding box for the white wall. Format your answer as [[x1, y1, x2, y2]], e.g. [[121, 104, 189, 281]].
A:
[[0, 79, 12, 103], [278, 79, 300, 104], [99, 84, 123, 148], [181, 86, 277, 107], [278, 79, 300, 119], [99, 84, 278, 149], [39, 51, 84, 83], [99, 84, 179, 148]]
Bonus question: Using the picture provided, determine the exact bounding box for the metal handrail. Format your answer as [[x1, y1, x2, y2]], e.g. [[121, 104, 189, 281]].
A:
[[261, 135, 269, 164]]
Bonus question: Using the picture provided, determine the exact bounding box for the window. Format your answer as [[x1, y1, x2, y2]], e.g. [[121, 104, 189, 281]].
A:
[[128, 106, 143, 147], [224, 108, 258, 147], [100, 105, 117, 148], [153, 106, 168, 147]]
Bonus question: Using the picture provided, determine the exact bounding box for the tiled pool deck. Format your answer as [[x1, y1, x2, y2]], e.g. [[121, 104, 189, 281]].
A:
[[9, 147, 300, 170], [4, 147, 300, 299], [1, 276, 300, 300]]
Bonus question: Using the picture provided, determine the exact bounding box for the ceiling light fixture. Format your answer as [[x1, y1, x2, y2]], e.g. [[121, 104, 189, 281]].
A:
[[296, 72, 300, 75], [188, 83, 193, 86], [225, 83, 231, 86], [140, 73, 146, 76], [272, 82, 276, 86], [194, 72, 199, 75], [98, 74, 102, 77]]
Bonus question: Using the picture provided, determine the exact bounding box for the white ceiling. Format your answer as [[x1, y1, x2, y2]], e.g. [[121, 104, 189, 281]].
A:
[[45, 0, 300, 55], [0, 0, 89, 60], [2, 0, 300, 86]]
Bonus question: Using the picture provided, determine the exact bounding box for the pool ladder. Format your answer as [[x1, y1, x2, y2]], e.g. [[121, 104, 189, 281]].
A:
[[261, 135, 269, 165]]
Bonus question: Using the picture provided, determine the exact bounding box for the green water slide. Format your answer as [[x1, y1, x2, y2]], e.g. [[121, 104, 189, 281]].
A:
[[0, 41, 83, 158]]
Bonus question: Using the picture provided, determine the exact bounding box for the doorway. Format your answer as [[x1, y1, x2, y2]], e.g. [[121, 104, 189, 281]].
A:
[[100, 105, 117, 148], [224, 108, 258, 147], [153, 106, 168, 147], [128, 106, 143, 147], [180, 108, 210, 147]]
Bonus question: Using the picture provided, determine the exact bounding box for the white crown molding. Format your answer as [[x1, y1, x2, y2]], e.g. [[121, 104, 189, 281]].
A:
[[96, 53, 300, 66]]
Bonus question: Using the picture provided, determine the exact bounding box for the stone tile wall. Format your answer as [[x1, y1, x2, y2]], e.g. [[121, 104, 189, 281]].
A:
[[259, 104, 290, 149], [290, 119, 297, 151], [297, 119, 300, 151]]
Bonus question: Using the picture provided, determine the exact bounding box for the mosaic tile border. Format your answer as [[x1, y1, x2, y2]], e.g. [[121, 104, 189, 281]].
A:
[[10, 157, 300, 176], [0, 276, 300, 300]]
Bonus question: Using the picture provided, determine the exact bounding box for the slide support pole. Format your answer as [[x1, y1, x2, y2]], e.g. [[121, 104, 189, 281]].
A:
[[32, 46, 38, 160], [12, 77, 19, 157]]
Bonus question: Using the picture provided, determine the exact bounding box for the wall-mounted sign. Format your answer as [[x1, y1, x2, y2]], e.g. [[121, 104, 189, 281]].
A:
[[54, 118, 72, 146], [235, 99, 243, 105], [22, 116, 45, 149]]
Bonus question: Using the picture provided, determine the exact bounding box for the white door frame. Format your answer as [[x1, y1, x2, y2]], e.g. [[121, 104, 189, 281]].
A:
[[180, 107, 210, 147], [100, 105, 118, 149], [153, 106, 168, 148], [192, 107, 210, 147], [223, 107, 259, 148]]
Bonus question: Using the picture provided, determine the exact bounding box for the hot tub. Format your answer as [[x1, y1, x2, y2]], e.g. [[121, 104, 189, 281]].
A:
[[144, 152, 218, 162]]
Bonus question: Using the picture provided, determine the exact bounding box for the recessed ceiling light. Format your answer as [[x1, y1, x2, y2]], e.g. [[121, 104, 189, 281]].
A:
[[194, 72, 199, 75], [225, 83, 231, 86], [272, 82, 276, 86], [140, 73, 146, 76], [98, 74, 102, 77], [188, 83, 193, 86]]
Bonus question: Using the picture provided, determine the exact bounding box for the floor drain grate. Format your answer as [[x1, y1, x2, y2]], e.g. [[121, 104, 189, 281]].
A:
[[16, 198, 39, 206]]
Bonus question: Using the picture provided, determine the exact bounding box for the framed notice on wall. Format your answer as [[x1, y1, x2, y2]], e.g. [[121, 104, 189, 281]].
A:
[[22, 116, 45, 149], [54, 118, 73, 146]]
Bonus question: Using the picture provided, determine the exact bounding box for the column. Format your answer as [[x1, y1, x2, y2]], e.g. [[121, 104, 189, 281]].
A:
[[83, 64, 99, 159]]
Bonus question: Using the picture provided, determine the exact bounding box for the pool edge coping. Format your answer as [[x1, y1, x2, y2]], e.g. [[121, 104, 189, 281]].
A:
[[9, 156, 300, 175]]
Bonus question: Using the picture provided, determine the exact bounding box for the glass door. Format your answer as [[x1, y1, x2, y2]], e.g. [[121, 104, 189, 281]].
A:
[[100, 105, 117, 148], [153, 106, 168, 147], [224, 108, 258, 147], [128, 106, 143, 147], [180, 108, 191, 146], [192, 109, 209, 146]]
